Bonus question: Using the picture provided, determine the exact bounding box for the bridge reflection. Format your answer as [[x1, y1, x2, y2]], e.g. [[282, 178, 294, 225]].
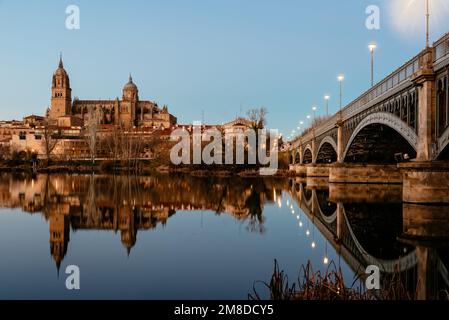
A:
[[288, 178, 449, 300], [0, 173, 448, 299]]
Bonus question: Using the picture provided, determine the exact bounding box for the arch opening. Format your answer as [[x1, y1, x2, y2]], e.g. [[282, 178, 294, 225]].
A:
[[315, 190, 337, 217], [303, 149, 313, 164], [344, 202, 409, 260], [303, 185, 312, 202], [344, 124, 416, 164], [438, 143, 449, 160], [295, 152, 300, 164], [316, 142, 337, 164]]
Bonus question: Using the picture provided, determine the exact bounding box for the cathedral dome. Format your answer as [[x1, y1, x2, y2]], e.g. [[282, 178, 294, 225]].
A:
[[123, 75, 138, 91]]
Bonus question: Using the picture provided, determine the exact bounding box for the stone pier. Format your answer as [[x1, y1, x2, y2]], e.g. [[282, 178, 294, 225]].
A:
[[306, 164, 330, 177], [329, 164, 402, 184], [400, 161, 449, 204], [329, 183, 402, 203], [289, 164, 308, 176]]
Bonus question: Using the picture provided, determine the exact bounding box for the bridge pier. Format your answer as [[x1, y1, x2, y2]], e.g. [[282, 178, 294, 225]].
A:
[[289, 164, 308, 176], [337, 121, 344, 163], [306, 164, 330, 177], [329, 183, 402, 203], [400, 161, 449, 203], [402, 203, 449, 240], [336, 202, 344, 242], [329, 163, 402, 184], [413, 48, 436, 161], [306, 176, 329, 189], [400, 201, 449, 300]]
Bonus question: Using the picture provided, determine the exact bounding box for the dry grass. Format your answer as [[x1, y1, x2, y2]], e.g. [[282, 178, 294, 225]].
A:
[[249, 260, 419, 301]]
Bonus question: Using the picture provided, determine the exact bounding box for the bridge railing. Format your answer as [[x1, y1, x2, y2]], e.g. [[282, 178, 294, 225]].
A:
[[294, 32, 449, 148], [295, 51, 423, 146], [434, 33, 449, 63]]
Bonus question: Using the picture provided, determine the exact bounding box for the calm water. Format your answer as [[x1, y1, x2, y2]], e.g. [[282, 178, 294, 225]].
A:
[[0, 173, 448, 299]]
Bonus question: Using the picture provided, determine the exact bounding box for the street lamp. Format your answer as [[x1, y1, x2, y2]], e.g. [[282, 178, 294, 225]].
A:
[[337, 74, 345, 113], [312, 106, 317, 122], [324, 95, 330, 116], [368, 43, 377, 87]]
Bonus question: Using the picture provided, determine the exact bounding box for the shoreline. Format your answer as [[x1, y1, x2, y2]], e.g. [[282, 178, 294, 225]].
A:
[[0, 161, 293, 178]]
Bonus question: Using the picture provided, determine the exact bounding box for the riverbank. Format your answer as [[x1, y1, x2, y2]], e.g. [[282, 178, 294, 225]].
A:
[[0, 159, 294, 178]]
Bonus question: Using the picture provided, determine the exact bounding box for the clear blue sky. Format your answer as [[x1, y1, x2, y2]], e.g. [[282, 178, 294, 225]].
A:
[[1, 0, 448, 137]]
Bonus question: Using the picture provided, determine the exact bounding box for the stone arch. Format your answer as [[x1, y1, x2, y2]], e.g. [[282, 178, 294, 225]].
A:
[[341, 205, 417, 273], [303, 144, 313, 164], [312, 189, 337, 224], [438, 127, 449, 160], [314, 136, 338, 164], [343, 112, 418, 162], [294, 150, 301, 164]]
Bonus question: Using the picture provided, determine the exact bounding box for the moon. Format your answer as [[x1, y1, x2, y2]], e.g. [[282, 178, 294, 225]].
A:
[[387, 0, 449, 42]]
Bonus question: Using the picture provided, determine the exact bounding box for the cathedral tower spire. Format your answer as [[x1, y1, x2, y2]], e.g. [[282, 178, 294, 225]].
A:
[[49, 56, 72, 120]]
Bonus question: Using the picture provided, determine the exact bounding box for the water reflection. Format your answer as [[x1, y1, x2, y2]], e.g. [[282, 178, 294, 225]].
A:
[[0, 173, 287, 271], [288, 178, 449, 300], [0, 173, 448, 299]]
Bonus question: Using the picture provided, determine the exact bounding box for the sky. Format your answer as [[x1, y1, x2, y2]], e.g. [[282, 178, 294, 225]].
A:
[[1, 0, 449, 137]]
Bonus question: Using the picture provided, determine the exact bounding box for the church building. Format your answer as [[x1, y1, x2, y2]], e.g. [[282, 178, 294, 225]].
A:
[[47, 57, 177, 129]]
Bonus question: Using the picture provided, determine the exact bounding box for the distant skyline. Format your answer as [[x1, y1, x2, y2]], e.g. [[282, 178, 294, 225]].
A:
[[1, 0, 449, 137]]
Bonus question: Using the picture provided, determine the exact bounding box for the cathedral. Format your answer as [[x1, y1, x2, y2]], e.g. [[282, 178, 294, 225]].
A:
[[47, 57, 177, 129]]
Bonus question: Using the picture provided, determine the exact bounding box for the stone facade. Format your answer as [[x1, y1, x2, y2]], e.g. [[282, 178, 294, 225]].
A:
[[47, 57, 177, 129]]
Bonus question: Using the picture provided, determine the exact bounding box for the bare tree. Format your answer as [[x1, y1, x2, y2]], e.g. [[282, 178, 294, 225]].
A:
[[102, 126, 124, 169], [85, 107, 99, 165], [41, 120, 60, 165], [247, 107, 268, 165], [247, 107, 268, 130]]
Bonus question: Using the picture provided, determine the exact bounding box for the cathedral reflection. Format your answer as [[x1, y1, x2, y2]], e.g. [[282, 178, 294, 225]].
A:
[[1, 173, 448, 299], [0, 173, 286, 270]]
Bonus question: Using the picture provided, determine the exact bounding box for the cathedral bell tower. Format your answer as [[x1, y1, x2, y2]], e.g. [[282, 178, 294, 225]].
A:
[[49, 55, 72, 120], [120, 75, 139, 128]]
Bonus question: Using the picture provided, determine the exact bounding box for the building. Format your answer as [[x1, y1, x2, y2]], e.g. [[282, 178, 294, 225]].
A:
[[47, 57, 177, 129]]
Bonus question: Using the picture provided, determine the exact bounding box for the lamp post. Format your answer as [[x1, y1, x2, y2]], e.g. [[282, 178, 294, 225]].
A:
[[337, 75, 345, 114], [312, 106, 317, 122], [368, 43, 377, 87], [324, 95, 330, 116]]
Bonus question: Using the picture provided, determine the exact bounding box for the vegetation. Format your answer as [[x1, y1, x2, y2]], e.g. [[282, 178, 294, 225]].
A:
[[249, 260, 449, 301], [41, 120, 60, 165]]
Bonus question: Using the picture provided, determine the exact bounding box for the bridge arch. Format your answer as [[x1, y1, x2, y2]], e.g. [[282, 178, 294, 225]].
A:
[[314, 136, 338, 164], [437, 127, 449, 160], [296, 196, 417, 273], [303, 144, 313, 164], [294, 150, 301, 164], [343, 112, 418, 163], [312, 189, 337, 224], [341, 205, 417, 273]]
